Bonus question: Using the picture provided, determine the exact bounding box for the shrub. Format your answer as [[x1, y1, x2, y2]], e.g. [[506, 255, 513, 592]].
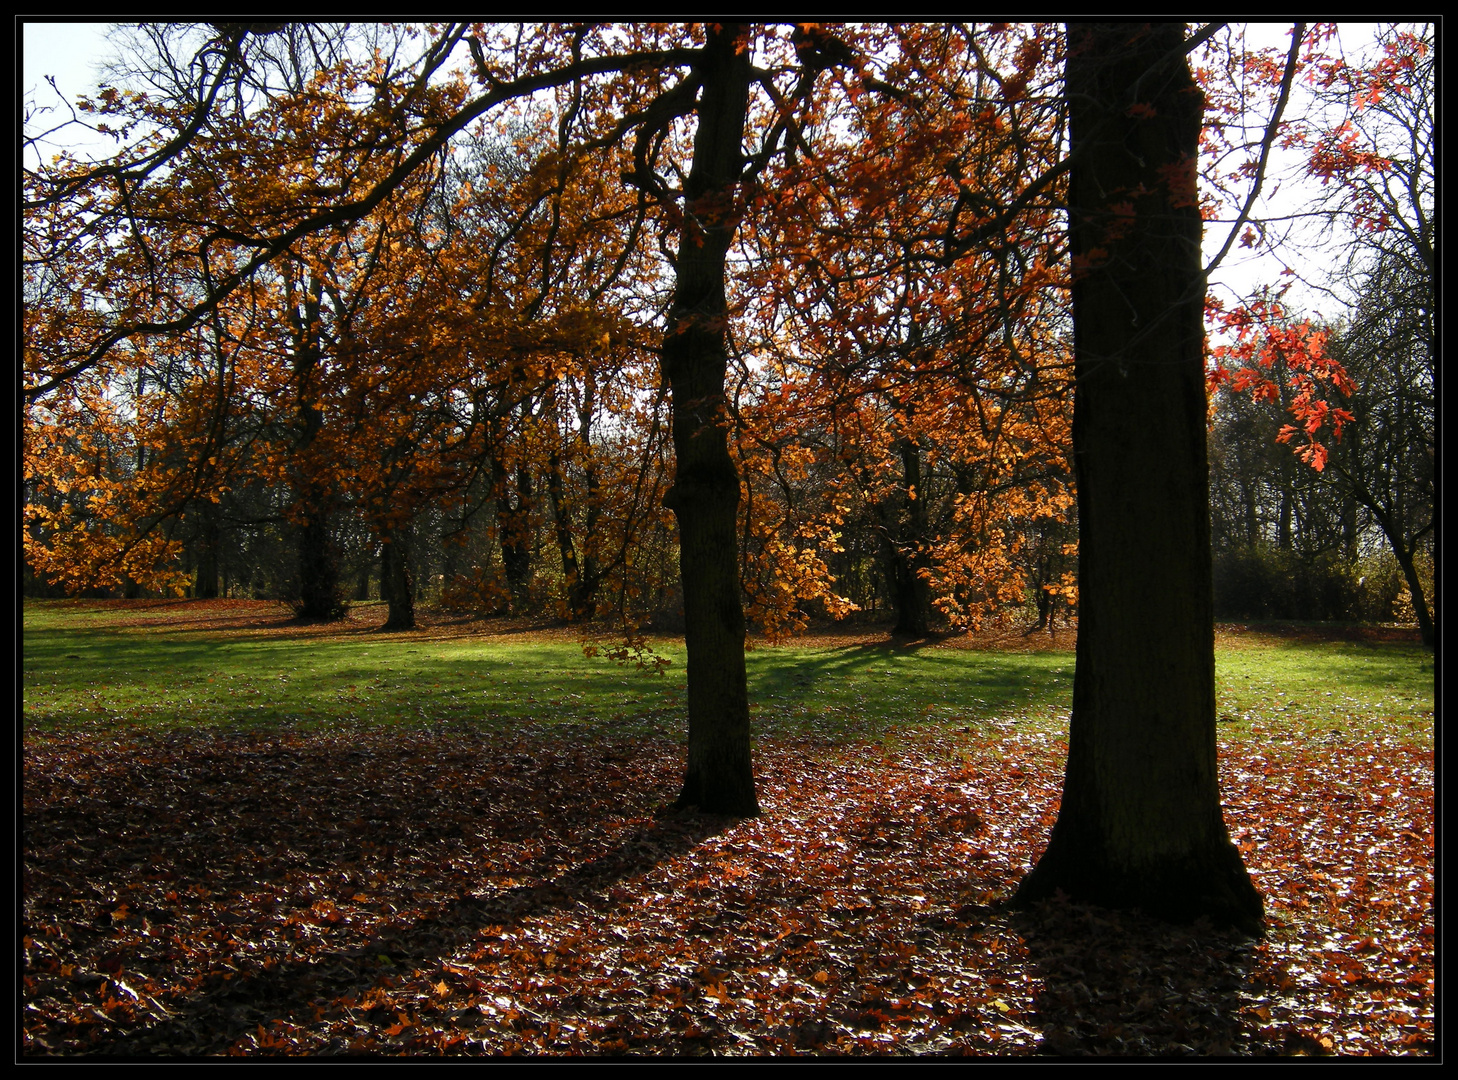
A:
[[1213, 544, 1406, 622]]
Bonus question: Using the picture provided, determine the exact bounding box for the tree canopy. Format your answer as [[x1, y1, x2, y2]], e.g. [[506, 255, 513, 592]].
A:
[[23, 21, 1434, 919]]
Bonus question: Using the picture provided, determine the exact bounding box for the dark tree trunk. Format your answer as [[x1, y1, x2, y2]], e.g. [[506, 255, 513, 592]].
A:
[[878, 438, 932, 637], [662, 23, 758, 816], [577, 375, 603, 619], [355, 559, 372, 602], [546, 444, 598, 619], [380, 524, 416, 631], [1014, 23, 1262, 935], [295, 509, 344, 620], [194, 501, 220, 599], [544, 379, 603, 620], [496, 464, 535, 614], [1383, 520, 1435, 648], [288, 269, 346, 622]]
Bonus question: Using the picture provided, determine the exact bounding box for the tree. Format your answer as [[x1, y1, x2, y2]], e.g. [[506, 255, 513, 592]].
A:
[[1200, 23, 1434, 644], [1325, 255, 1435, 643], [30, 22, 1399, 857], [737, 24, 1077, 638], [655, 24, 759, 814], [1014, 23, 1263, 933]]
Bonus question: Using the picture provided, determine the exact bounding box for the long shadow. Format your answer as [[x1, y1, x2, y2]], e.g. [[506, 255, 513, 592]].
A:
[[126, 821, 727, 1057], [746, 642, 1073, 733], [23, 733, 727, 1056], [1009, 897, 1282, 1056]]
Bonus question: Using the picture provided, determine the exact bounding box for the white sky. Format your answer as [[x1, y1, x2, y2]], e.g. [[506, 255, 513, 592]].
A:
[[22, 20, 1403, 326], [22, 21, 113, 114]]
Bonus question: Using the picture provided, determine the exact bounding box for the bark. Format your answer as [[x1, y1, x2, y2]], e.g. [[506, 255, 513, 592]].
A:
[[193, 501, 220, 599], [288, 270, 346, 622], [1382, 518, 1435, 648], [1014, 23, 1262, 935], [877, 438, 932, 637], [379, 524, 416, 631], [496, 464, 535, 613], [663, 23, 758, 816], [354, 560, 372, 602], [545, 430, 599, 619], [295, 509, 345, 620]]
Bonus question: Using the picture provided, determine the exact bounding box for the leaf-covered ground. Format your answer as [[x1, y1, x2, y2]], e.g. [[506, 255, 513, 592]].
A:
[[23, 718, 1433, 1056]]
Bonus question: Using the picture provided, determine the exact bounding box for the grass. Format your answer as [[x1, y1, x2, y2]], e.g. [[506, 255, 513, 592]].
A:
[[1213, 634, 1433, 740], [22, 600, 1435, 1056], [22, 600, 1432, 747]]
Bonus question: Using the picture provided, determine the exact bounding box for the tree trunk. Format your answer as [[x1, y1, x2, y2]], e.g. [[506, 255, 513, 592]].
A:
[[663, 23, 758, 816], [546, 442, 599, 619], [1384, 523, 1435, 648], [1014, 23, 1262, 934], [193, 501, 220, 599], [295, 509, 344, 620], [289, 269, 345, 622], [878, 438, 932, 637], [496, 463, 535, 614], [380, 524, 416, 631]]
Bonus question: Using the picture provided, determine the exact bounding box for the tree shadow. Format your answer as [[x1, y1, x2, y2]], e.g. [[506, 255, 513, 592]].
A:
[[1009, 895, 1284, 1056], [22, 732, 726, 1055], [131, 817, 728, 1056]]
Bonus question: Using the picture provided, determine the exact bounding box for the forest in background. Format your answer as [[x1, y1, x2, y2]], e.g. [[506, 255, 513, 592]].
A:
[[22, 26, 1437, 1033], [22, 23, 1434, 647]]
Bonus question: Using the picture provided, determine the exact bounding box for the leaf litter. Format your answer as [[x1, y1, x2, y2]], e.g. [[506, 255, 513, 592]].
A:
[[23, 720, 1432, 1056]]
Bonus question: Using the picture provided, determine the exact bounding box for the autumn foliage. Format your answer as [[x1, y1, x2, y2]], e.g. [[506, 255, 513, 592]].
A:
[[21, 20, 1434, 1056], [23, 22, 1432, 638], [23, 23, 1085, 637], [21, 609, 1433, 1056]]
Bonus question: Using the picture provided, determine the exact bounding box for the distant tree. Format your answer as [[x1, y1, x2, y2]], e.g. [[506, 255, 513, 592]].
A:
[[1324, 257, 1435, 643], [1205, 23, 1434, 642]]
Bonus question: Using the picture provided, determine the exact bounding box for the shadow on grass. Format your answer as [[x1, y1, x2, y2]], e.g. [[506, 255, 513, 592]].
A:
[[746, 644, 1074, 735]]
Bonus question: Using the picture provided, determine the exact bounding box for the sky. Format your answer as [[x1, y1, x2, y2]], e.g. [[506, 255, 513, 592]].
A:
[[22, 20, 1400, 325], [22, 21, 112, 124]]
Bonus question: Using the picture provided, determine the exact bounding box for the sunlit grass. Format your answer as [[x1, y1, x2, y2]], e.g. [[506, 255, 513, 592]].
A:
[[22, 601, 1431, 749], [1214, 637, 1433, 740]]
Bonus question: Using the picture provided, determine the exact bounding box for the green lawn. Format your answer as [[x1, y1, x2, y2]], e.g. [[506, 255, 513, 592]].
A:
[[22, 601, 1432, 746], [1213, 635, 1433, 740], [21, 600, 1435, 1056]]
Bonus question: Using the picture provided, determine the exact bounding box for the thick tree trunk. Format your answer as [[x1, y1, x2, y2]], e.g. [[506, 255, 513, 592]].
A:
[[663, 23, 758, 816], [289, 272, 345, 622], [496, 464, 535, 614], [1014, 23, 1262, 935], [295, 509, 344, 620], [878, 439, 932, 637], [193, 501, 220, 599], [380, 524, 416, 631]]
